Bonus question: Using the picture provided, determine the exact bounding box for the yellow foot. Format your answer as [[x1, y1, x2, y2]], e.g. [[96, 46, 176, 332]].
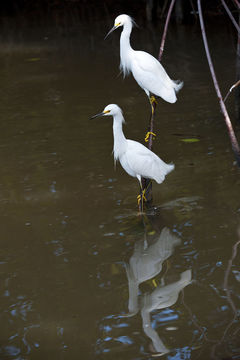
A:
[[150, 96, 157, 115], [142, 189, 147, 202], [137, 189, 147, 205], [137, 194, 141, 206], [150, 95, 158, 106], [152, 279, 158, 288], [145, 131, 156, 143]]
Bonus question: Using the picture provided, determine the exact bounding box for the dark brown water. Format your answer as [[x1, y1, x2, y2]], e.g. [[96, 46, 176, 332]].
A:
[[0, 19, 239, 360]]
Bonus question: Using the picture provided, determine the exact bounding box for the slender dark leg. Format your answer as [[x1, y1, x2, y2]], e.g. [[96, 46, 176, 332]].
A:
[[141, 94, 157, 208], [144, 94, 157, 147], [137, 180, 147, 212]]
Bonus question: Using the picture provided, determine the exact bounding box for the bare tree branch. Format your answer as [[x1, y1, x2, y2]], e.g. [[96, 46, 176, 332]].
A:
[[224, 79, 240, 102], [197, 0, 240, 166], [221, 0, 240, 35], [232, 0, 240, 10], [160, 0, 170, 19], [158, 0, 176, 61]]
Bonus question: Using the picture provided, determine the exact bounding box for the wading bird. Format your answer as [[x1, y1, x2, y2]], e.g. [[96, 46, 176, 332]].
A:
[[105, 14, 183, 120], [91, 104, 174, 209]]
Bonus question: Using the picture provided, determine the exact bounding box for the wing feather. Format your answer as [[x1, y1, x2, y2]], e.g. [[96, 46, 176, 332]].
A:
[[126, 140, 174, 184], [131, 51, 177, 103]]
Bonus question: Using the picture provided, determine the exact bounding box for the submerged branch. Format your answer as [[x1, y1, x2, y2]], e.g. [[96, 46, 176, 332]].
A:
[[197, 0, 240, 166], [181, 289, 218, 345], [223, 239, 240, 291]]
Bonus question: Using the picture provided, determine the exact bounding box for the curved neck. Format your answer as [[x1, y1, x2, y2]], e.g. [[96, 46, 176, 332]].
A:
[[112, 113, 127, 159], [113, 113, 126, 143], [120, 22, 133, 77], [120, 22, 133, 51]]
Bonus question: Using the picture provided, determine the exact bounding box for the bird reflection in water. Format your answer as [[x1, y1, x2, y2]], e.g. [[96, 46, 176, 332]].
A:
[[125, 227, 181, 316], [141, 269, 192, 355], [125, 218, 192, 356]]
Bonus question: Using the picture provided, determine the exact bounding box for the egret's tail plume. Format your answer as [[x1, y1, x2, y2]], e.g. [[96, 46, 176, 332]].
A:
[[167, 163, 175, 174], [174, 80, 184, 93], [155, 162, 174, 184], [180, 270, 192, 284]]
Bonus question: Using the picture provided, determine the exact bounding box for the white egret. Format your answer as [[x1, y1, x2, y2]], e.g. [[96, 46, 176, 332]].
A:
[[91, 104, 174, 207], [105, 14, 183, 118]]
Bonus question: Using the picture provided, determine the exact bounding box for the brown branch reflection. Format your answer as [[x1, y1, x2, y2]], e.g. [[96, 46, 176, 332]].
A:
[[178, 226, 240, 360], [210, 227, 240, 359]]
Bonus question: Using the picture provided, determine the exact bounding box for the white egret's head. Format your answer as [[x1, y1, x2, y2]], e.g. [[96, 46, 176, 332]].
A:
[[91, 104, 123, 119], [114, 14, 133, 28], [105, 14, 135, 39]]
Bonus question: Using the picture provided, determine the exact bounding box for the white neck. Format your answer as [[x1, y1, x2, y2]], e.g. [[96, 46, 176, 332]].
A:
[[120, 22, 133, 77], [112, 113, 127, 161]]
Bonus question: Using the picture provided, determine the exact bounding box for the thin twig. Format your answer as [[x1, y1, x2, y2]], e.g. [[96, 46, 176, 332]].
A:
[[181, 289, 218, 344], [189, 0, 198, 20], [197, 0, 240, 166], [235, 12, 240, 122], [160, 0, 170, 19], [221, 0, 240, 35], [158, 0, 176, 61], [224, 79, 240, 102], [223, 239, 240, 290], [232, 0, 240, 10]]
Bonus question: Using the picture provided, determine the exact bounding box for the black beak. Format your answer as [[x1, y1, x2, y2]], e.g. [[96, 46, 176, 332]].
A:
[[91, 112, 104, 119], [104, 25, 117, 40]]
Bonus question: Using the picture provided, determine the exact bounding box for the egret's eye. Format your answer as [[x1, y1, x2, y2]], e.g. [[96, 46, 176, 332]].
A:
[[115, 22, 121, 27], [103, 110, 110, 114]]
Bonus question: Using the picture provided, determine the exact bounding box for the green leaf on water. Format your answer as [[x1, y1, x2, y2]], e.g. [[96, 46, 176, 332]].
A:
[[111, 263, 120, 275], [148, 230, 156, 236], [26, 58, 40, 62], [180, 138, 200, 143]]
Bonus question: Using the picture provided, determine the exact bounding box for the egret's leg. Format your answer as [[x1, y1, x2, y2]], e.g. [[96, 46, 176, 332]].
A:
[[145, 94, 157, 145], [139, 176, 153, 209], [137, 188, 147, 211], [137, 176, 147, 211], [149, 95, 158, 115], [137, 175, 142, 211]]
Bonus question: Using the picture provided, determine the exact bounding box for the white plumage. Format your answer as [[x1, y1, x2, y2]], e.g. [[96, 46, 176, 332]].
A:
[[105, 14, 183, 104], [92, 104, 174, 186]]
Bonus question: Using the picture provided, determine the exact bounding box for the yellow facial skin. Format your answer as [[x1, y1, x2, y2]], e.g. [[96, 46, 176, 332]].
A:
[[103, 110, 110, 114], [114, 22, 121, 28]]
